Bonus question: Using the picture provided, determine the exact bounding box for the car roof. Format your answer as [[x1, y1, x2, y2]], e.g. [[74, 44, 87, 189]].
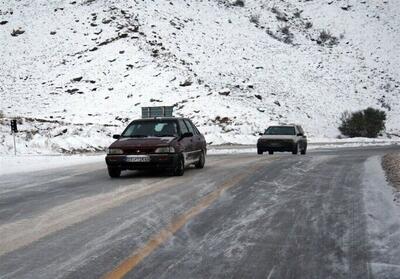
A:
[[133, 117, 188, 121], [268, 124, 298, 127]]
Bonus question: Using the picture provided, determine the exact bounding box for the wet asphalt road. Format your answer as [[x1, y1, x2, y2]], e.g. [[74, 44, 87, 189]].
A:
[[0, 146, 399, 279]]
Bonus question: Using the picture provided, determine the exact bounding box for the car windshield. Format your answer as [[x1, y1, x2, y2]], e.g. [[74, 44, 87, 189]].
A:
[[121, 120, 179, 138], [265, 126, 295, 135]]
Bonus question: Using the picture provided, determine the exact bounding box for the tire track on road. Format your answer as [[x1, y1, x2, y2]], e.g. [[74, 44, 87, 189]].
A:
[[102, 162, 267, 279], [0, 155, 267, 257]]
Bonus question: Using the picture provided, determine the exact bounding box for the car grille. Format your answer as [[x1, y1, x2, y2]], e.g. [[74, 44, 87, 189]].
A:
[[266, 139, 292, 144], [258, 139, 294, 147], [124, 147, 155, 155]]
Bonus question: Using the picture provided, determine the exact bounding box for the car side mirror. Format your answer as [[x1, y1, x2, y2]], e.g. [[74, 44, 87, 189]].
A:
[[180, 132, 193, 140], [296, 133, 302, 136], [113, 134, 121, 139], [259, 132, 264, 136]]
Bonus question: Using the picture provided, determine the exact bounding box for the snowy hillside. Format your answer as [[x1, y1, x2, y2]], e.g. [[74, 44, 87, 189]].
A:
[[1, 0, 399, 154]]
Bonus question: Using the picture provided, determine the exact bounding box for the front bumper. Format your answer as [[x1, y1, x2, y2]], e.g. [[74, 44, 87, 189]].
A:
[[257, 140, 295, 152], [105, 154, 179, 170]]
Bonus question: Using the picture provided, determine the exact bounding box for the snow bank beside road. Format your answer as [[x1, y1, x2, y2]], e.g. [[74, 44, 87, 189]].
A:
[[208, 139, 400, 155], [1, 142, 399, 176], [363, 156, 400, 278], [1, 116, 399, 156], [308, 139, 400, 150], [0, 154, 104, 176], [0, 118, 116, 155]]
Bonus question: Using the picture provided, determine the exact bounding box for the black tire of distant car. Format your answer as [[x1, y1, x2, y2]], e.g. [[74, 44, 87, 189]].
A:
[[257, 149, 263, 155], [292, 143, 299, 155], [269, 150, 274, 155]]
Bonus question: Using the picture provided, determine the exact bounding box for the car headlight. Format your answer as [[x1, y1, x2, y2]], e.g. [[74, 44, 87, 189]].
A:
[[154, 146, 175, 153], [107, 148, 124, 155]]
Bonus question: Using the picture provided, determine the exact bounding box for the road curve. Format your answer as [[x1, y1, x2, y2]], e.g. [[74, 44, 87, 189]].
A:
[[0, 146, 399, 279]]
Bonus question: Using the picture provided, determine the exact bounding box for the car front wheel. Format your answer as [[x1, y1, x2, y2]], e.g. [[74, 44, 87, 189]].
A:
[[173, 156, 185, 176], [108, 167, 121, 178], [195, 151, 205, 169]]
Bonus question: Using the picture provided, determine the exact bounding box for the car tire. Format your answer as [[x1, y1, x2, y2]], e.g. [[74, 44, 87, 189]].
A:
[[268, 150, 273, 155], [292, 144, 299, 155], [257, 149, 263, 155], [108, 167, 121, 178], [301, 148, 307, 155], [195, 151, 205, 169], [173, 156, 185, 176]]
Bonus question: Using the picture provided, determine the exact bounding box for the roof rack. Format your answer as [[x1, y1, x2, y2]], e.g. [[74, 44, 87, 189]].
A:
[[141, 106, 174, 118]]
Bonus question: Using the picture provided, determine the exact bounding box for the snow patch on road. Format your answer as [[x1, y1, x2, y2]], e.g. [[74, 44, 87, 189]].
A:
[[362, 156, 400, 278], [208, 148, 257, 155]]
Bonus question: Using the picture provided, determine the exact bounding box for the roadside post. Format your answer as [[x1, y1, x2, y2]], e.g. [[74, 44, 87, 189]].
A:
[[11, 119, 17, 155]]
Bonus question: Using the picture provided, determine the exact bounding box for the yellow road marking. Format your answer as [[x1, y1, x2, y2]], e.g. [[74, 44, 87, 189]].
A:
[[103, 163, 264, 279], [0, 175, 193, 256]]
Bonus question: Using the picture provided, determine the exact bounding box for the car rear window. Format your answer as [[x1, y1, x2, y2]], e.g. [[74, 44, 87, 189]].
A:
[[265, 126, 295, 135], [178, 119, 189, 134], [188, 120, 201, 135], [122, 120, 179, 137], [184, 120, 195, 134]]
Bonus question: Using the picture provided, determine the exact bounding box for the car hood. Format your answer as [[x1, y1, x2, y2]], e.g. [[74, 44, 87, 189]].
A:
[[109, 137, 176, 148], [259, 135, 296, 140]]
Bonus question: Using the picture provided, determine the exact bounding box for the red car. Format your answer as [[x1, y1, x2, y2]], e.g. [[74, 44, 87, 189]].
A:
[[105, 117, 206, 177]]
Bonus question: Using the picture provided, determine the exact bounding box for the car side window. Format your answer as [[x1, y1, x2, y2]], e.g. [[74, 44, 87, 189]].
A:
[[297, 126, 304, 135], [184, 120, 195, 134], [191, 122, 201, 135], [178, 119, 189, 135], [188, 120, 200, 135]]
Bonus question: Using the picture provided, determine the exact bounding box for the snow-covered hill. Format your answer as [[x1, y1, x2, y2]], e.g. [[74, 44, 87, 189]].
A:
[[1, 0, 399, 154]]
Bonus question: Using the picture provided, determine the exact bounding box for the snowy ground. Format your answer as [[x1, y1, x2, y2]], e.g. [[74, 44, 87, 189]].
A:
[[1, 0, 399, 154], [0, 153, 104, 176], [2, 141, 400, 176], [0, 116, 399, 155]]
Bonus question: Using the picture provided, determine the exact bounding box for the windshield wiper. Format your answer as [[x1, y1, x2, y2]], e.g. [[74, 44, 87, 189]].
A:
[[157, 134, 176, 137], [123, 135, 148, 138]]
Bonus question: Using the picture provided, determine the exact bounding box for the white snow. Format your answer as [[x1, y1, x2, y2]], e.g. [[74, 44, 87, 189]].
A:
[[208, 139, 400, 155], [0, 154, 104, 176], [362, 156, 400, 278], [208, 148, 256, 155], [1, 0, 399, 154]]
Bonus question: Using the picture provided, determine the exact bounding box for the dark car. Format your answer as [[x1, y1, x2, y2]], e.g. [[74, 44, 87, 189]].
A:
[[257, 125, 307, 155], [105, 117, 206, 177]]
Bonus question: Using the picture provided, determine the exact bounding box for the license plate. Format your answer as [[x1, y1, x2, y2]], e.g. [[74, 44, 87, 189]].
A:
[[125, 155, 150, 163]]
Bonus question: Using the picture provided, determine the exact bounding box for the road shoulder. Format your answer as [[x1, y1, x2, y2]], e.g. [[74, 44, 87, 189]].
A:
[[363, 156, 400, 278], [382, 152, 400, 193]]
